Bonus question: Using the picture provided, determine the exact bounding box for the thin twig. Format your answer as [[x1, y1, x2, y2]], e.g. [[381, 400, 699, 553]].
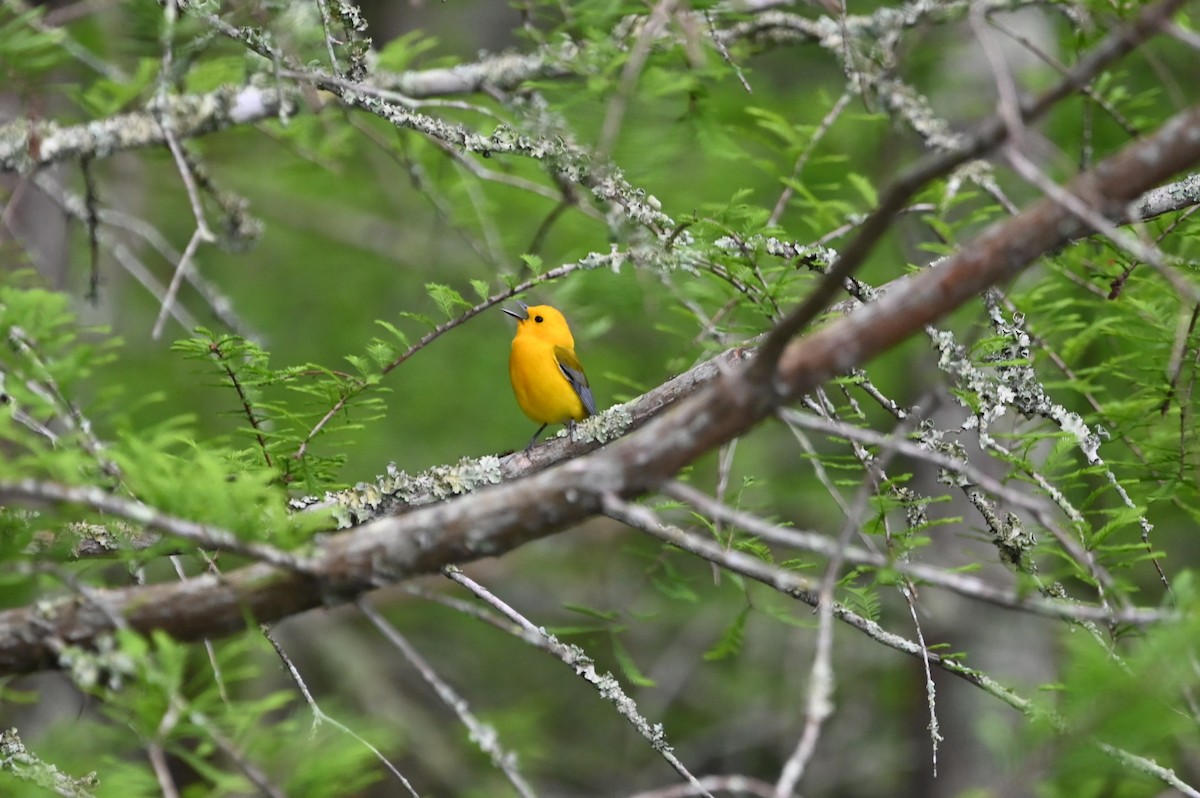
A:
[[207, 338, 274, 469], [147, 743, 180, 798], [747, 0, 1191, 381], [152, 0, 216, 339], [262, 623, 420, 795], [169, 554, 229, 705], [597, 0, 679, 159], [630, 774, 776, 798], [768, 89, 853, 227], [315, 0, 341, 76], [6, 325, 122, 480], [441, 566, 716, 798], [703, 10, 752, 93], [777, 408, 1054, 518], [660, 481, 1160, 626], [357, 599, 538, 798], [294, 257, 604, 459]]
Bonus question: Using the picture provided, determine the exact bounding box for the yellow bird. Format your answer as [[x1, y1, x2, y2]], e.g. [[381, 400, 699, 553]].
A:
[[503, 301, 596, 450]]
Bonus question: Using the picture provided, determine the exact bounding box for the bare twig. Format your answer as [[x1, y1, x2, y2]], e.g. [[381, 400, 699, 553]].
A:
[[442, 566, 715, 797], [147, 743, 179, 798], [294, 256, 609, 460], [703, 9, 752, 93], [151, 0, 216, 340], [1010, 147, 1200, 304], [597, 0, 680, 159], [777, 408, 1054, 517], [357, 600, 538, 798], [630, 774, 776, 798], [747, 0, 1189, 383], [263, 623, 420, 795], [660, 481, 1160, 626], [772, 454, 876, 797], [315, 0, 341, 76], [29, 174, 252, 337], [150, 226, 207, 340]]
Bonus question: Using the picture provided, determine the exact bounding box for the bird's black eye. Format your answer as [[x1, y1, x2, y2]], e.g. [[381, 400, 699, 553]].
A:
[[534, 315, 544, 323]]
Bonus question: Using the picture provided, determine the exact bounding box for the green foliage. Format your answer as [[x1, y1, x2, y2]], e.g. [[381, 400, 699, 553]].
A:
[[0, 283, 115, 483], [703, 604, 750, 661], [469, 278, 491, 302], [373, 29, 440, 72], [610, 634, 656, 687], [110, 430, 302, 544], [0, 5, 67, 80], [71, 58, 157, 116], [1026, 605, 1200, 798], [425, 282, 473, 319], [2, 0, 1199, 796], [183, 54, 247, 94], [839, 572, 882, 623], [519, 253, 545, 275], [23, 629, 388, 798], [170, 328, 390, 493]]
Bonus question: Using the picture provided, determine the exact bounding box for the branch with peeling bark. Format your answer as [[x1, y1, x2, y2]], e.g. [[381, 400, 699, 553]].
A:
[[3, 99, 1198, 677]]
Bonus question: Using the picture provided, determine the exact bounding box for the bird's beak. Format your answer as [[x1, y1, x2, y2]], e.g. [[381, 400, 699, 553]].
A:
[[502, 300, 529, 321]]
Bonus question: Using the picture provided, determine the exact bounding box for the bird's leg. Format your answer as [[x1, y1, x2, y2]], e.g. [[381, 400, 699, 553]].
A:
[[524, 423, 548, 451]]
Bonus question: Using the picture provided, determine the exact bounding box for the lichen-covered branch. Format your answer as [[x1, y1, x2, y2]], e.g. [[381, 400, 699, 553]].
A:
[[0, 86, 292, 174]]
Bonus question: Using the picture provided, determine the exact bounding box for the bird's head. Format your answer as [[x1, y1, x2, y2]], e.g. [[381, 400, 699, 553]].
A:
[[503, 302, 576, 347]]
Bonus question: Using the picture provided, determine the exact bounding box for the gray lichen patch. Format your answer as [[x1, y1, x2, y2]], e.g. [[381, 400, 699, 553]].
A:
[[327, 456, 504, 528]]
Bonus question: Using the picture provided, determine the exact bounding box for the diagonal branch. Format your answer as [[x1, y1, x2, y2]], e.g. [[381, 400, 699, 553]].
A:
[[746, 0, 1190, 384]]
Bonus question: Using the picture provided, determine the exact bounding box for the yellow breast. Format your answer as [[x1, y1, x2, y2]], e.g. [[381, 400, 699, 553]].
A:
[[509, 337, 588, 425]]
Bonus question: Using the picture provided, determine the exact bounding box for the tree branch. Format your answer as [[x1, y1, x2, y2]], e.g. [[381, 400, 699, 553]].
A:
[[745, 0, 1190, 383], [0, 86, 292, 173]]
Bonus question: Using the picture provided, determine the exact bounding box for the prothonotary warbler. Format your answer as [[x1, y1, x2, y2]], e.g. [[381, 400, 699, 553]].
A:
[[503, 301, 597, 450]]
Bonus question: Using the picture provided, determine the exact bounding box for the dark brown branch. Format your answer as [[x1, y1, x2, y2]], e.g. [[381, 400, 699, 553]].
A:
[[746, 0, 1190, 384]]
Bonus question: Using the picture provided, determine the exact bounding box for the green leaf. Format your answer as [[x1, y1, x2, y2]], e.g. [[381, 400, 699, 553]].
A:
[[0, 6, 68, 77], [469, 279, 491, 301], [374, 29, 440, 72], [519, 254, 544, 275], [703, 605, 750, 661], [398, 310, 437, 329], [650, 555, 699, 602], [840, 584, 881, 622], [651, 573, 699, 602], [610, 635, 656, 688], [425, 283, 471, 319], [562, 603, 619, 622], [73, 58, 157, 117], [184, 55, 246, 94], [373, 319, 410, 349], [845, 173, 879, 207]]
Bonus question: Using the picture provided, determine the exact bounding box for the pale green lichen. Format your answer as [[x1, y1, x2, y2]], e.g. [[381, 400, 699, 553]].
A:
[[1, 728, 99, 798], [571, 403, 633, 444], [56, 634, 137, 692], [327, 455, 504, 528]]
